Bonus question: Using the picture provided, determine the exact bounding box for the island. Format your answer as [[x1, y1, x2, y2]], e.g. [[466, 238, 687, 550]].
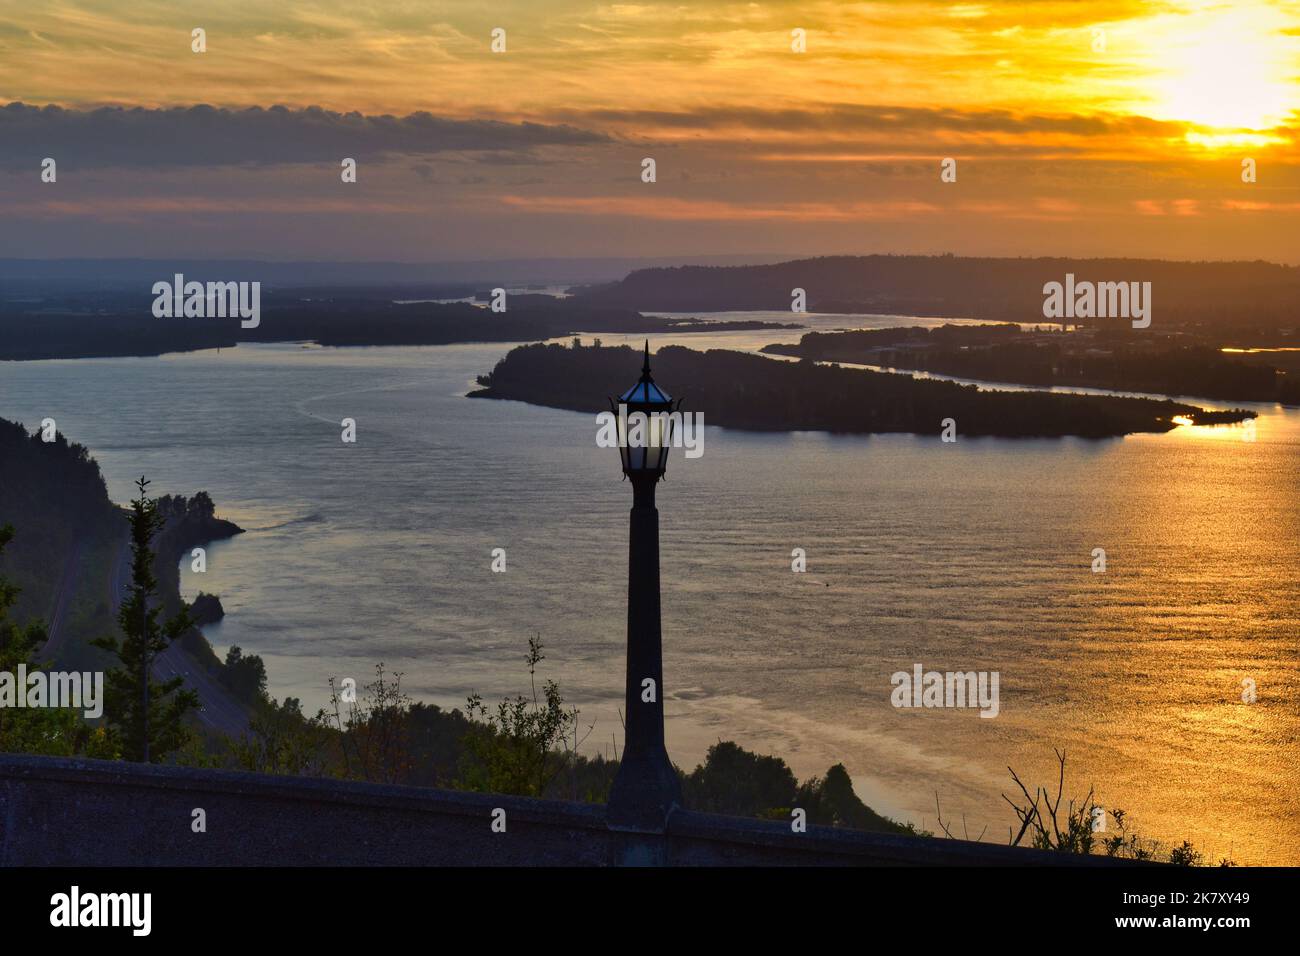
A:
[[761, 324, 1299, 405], [468, 342, 1255, 439]]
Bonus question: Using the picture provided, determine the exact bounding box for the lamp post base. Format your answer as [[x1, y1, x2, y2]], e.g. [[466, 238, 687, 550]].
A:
[[606, 746, 682, 833]]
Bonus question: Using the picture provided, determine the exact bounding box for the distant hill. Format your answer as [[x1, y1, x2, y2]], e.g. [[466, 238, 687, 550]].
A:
[[575, 254, 1300, 332], [0, 254, 794, 286], [0, 293, 792, 361]]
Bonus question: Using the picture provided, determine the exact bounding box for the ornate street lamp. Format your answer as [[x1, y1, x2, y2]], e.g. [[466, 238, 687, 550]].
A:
[[606, 342, 683, 832]]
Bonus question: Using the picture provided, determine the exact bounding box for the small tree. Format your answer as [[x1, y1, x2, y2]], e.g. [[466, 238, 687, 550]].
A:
[[221, 645, 268, 703], [458, 635, 578, 797], [1003, 749, 1097, 854], [189, 491, 215, 520], [1003, 749, 1225, 864], [92, 477, 200, 762], [232, 696, 334, 778], [681, 741, 797, 816], [324, 664, 414, 784]]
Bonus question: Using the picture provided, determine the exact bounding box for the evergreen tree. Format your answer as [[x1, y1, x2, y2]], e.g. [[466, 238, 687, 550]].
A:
[[92, 477, 200, 761]]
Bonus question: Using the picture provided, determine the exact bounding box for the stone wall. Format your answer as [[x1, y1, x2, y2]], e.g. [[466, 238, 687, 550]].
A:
[[0, 754, 1134, 866]]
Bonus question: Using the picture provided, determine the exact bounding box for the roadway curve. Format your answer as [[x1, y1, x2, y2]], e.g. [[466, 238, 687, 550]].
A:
[[41, 538, 85, 658]]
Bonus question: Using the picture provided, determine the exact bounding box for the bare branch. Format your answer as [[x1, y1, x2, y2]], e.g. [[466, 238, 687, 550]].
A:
[[934, 791, 956, 839]]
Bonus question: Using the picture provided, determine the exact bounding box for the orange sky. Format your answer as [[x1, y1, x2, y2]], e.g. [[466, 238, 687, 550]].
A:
[[1, 0, 1299, 261]]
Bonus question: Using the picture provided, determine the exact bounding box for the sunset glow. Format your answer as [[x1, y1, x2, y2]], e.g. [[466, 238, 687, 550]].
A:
[[1139, 3, 1299, 134], [2, 0, 1299, 260], [1, 0, 1298, 885]]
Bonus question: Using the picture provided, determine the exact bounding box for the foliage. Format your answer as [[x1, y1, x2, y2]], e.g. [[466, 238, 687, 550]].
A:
[[230, 696, 335, 777], [1168, 840, 1205, 867], [1001, 749, 1231, 866], [797, 763, 921, 834], [208, 638, 905, 832], [220, 645, 268, 704], [681, 740, 798, 816], [323, 664, 414, 784], [457, 635, 579, 797], [681, 742, 915, 835], [0, 524, 117, 758]]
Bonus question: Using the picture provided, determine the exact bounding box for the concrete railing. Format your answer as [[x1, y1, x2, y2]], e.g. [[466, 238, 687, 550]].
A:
[[0, 754, 1136, 866]]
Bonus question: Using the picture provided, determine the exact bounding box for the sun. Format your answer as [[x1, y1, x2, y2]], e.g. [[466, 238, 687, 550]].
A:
[[1137, 2, 1299, 136]]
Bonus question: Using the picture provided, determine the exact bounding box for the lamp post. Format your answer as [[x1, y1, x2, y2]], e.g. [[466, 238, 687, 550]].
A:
[[606, 342, 683, 832]]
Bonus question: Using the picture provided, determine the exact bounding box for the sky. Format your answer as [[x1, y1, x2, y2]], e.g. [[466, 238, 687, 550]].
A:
[[2, 0, 1299, 263]]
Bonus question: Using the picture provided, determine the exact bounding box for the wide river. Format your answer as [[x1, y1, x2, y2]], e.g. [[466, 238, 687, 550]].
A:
[[3, 312, 1296, 864]]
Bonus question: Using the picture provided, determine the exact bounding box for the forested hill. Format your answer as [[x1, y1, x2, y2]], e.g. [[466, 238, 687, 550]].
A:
[[574, 255, 1300, 331], [0, 418, 242, 672], [0, 418, 122, 653], [0, 293, 792, 361]]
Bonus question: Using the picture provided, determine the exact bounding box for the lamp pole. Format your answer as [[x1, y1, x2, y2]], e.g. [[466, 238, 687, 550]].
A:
[[607, 344, 682, 832]]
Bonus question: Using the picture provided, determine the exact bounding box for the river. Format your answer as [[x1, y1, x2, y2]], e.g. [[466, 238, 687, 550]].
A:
[[2, 312, 1295, 864]]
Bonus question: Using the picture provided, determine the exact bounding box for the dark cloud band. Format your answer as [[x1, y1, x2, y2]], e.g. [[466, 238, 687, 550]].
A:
[[0, 102, 608, 170]]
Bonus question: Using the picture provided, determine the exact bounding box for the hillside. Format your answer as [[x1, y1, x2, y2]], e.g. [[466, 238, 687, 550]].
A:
[[0, 418, 123, 666], [0, 418, 243, 686], [575, 254, 1300, 336]]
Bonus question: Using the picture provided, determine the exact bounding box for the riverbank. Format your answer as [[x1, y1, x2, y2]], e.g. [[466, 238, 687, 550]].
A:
[[153, 496, 245, 681]]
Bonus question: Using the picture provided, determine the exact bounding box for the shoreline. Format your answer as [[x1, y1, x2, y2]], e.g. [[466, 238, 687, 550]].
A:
[[6, 332, 1281, 415]]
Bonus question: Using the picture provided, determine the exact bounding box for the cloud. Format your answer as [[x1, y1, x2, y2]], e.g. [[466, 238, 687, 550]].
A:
[[2, 196, 423, 219], [557, 103, 1180, 138], [0, 102, 609, 170], [498, 193, 1087, 224], [499, 194, 945, 222]]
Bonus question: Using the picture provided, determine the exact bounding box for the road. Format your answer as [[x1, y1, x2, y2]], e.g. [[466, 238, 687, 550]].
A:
[[42, 538, 85, 658]]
